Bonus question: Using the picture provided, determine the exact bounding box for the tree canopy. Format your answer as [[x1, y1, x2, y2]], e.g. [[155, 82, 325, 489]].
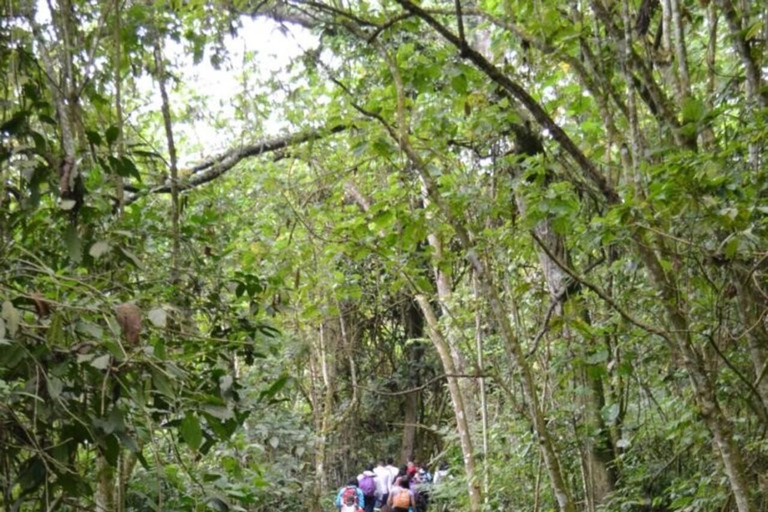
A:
[[1, 0, 767, 511]]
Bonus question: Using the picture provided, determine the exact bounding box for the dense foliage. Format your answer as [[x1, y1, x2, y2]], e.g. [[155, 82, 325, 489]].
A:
[[1, 0, 767, 511]]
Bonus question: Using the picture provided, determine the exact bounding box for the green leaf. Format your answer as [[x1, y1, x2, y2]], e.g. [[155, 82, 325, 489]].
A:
[[681, 97, 706, 124], [586, 350, 609, 365], [201, 403, 234, 420], [103, 434, 120, 466], [207, 497, 230, 512], [181, 413, 203, 451], [260, 374, 291, 401], [90, 354, 111, 370], [669, 496, 693, 509], [369, 210, 395, 231], [451, 73, 468, 95], [744, 20, 763, 41], [47, 313, 64, 344], [60, 199, 77, 211], [86, 130, 102, 146], [77, 321, 103, 340], [151, 369, 175, 398], [1, 112, 27, 135], [47, 377, 64, 400], [120, 156, 141, 181], [106, 126, 120, 145], [2, 300, 20, 337], [64, 224, 83, 263], [18, 456, 45, 491], [148, 307, 167, 328], [89, 241, 111, 259], [116, 247, 144, 270]]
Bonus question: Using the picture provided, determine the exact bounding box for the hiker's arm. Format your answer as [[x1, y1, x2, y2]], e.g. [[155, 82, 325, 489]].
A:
[[357, 489, 364, 507]]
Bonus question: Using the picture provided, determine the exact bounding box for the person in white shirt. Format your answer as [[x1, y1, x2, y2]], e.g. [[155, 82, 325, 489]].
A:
[[433, 462, 449, 485], [373, 459, 391, 509], [385, 457, 399, 490]]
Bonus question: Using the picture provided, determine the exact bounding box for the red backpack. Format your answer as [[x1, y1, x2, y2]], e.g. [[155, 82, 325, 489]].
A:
[[341, 486, 359, 509]]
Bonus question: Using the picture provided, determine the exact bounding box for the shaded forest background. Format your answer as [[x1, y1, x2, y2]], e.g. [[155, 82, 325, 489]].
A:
[[1, 0, 767, 511]]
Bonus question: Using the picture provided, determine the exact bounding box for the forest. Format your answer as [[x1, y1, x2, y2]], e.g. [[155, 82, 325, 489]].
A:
[[1, 0, 767, 511]]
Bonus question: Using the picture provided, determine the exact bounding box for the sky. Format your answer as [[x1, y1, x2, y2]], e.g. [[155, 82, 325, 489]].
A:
[[34, 1, 318, 167], [145, 15, 319, 166], [159, 16, 319, 164]]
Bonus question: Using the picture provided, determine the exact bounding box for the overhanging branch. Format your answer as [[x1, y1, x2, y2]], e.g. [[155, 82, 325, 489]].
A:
[[125, 125, 345, 204]]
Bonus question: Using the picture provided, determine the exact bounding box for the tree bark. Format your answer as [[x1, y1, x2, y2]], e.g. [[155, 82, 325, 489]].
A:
[[416, 295, 482, 512], [402, 300, 425, 463], [95, 455, 115, 512], [733, 269, 768, 415], [633, 241, 757, 512], [669, 0, 691, 100]]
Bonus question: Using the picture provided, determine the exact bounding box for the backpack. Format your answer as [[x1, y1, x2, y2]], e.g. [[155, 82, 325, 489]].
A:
[[393, 489, 411, 509], [341, 487, 359, 512], [359, 474, 376, 497]]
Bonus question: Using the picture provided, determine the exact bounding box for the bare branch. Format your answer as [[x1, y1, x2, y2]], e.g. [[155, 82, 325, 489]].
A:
[[529, 230, 672, 343], [125, 125, 345, 204], [395, 0, 620, 205]]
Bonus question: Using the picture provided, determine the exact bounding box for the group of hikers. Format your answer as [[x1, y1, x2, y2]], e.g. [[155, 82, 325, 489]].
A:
[[336, 459, 448, 512]]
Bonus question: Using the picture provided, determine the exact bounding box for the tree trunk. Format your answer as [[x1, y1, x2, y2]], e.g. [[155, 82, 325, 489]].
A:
[[634, 241, 757, 512], [95, 455, 115, 512], [416, 295, 482, 512], [425, 229, 477, 424], [670, 0, 691, 100], [732, 270, 768, 416], [402, 300, 425, 463], [512, 129, 616, 508], [116, 452, 137, 512], [470, 265, 576, 512], [383, 37, 574, 512]]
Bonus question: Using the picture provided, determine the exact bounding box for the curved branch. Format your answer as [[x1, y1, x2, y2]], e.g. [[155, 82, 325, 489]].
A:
[[395, 0, 620, 205], [529, 230, 672, 343], [125, 125, 345, 204]]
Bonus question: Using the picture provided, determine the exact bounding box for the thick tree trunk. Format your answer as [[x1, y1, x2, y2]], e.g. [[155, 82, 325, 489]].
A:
[[581, 361, 617, 505]]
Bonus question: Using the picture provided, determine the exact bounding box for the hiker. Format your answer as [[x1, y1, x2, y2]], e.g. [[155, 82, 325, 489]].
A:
[[337, 478, 365, 512], [385, 457, 399, 489], [374, 459, 391, 509], [417, 463, 432, 484], [433, 463, 449, 485], [414, 463, 432, 512], [388, 476, 415, 512], [357, 465, 377, 512]]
